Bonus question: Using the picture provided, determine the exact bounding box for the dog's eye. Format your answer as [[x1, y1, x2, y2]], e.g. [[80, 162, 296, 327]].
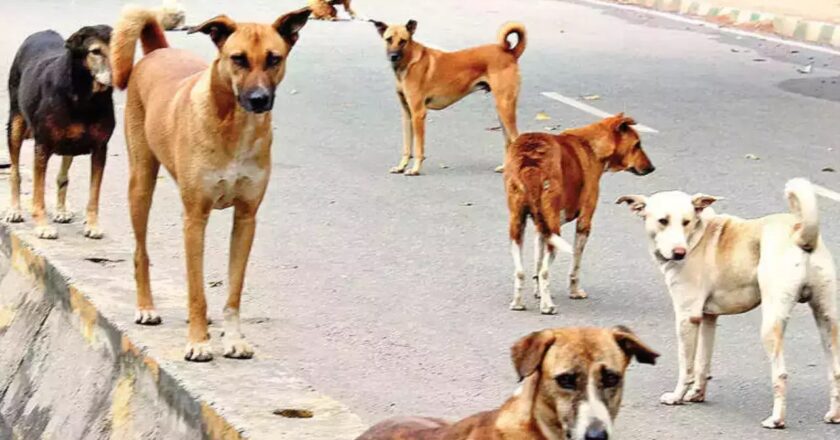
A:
[[265, 53, 283, 68], [682, 219, 690, 227], [658, 218, 669, 226], [385, 37, 393, 43], [601, 369, 622, 388], [89, 48, 102, 56], [230, 54, 249, 68], [554, 373, 578, 390]]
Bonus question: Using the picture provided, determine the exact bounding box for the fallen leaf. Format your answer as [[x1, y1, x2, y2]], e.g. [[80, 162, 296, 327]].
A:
[[544, 124, 563, 131], [730, 48, 740, 53], [752, 58, 767, 62], [485, 125, 503, 131], [797, 63, 813, 74], [208, 280, 223, 287], [440, 164, 449, 169], [744, 154, 760, 160], [289, 89, 298, 95], [822, 167, 836, 173], [535, 111, 551, 121], [463, 202, 473, 206], [582, 94, 600, 101]]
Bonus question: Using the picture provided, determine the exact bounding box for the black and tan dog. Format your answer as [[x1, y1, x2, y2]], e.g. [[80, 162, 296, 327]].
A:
[[111, 6, 310, 361], [371, 19, 526, 175], [357, 326, 659, 440], [5, 26, 114, 239]]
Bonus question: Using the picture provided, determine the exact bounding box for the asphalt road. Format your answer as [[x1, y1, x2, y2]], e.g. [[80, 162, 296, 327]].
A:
[[1, 0, 840, 438]]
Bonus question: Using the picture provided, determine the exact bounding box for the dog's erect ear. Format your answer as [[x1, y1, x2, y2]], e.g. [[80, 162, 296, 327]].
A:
[[66, 25, 113, 55], [274, 7, 311, 47], [511, 330, 556, 381], [609, 113, 637, 133], [691, 193, 719, 214], [613, 326, 659, 365], [187, 15, 237, 49], [406, 19, 417, 35], [370, 20, 388, 36], [616, 195, 647, 217]]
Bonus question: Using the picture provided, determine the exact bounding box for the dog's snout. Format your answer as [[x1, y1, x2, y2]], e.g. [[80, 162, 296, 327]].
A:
[[641, 165, 655, 175], [241, 88, 273, 113], [388, 51, 402, 62], [672, 247, 687, 260], [584, 422, 608, 440]]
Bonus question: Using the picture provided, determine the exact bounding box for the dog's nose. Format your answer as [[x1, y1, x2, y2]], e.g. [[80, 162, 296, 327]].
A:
[[248, 92, 270, 110], [672, 247, 687, 260], [584, 425, 608, 440], [642, 165, 655, 175], [388, 52, 402, 62]]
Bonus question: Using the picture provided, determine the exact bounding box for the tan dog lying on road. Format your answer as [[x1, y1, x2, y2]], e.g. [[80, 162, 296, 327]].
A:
[[111, 5, 310, 361], [357, 326, 659, 440], [617, 178, 840, 428], [505, 114, 655, 314], [371, 19, 526, 175], [308, 0, 356, 20]]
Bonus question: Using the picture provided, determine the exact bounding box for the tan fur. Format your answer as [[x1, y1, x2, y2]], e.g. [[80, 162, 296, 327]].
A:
[[357, 327, 658, 440], [371, 20, 526, 175], [110, 6, 310, 361], [308, 0, 356, 20]]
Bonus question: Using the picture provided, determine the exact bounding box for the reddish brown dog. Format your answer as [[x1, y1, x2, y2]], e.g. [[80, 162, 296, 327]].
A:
[[357, 326, 659, 440], [505, 114, 655, 314]]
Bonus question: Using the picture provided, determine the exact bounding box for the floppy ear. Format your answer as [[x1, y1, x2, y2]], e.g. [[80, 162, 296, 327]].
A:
[[274, 7, 311, 47], [370, 20, 388, 36], [66, 27, 96, 55], [616, 195, 647, 217], [511, 330, 556, 381], [187, 15, 237, 49], [613, 326, 659, 365], [406, 19, 417, 35], [691, 193, 719, 214]]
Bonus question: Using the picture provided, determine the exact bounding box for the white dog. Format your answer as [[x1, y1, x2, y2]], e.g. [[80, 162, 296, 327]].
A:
[[617, 178, 840, 429]]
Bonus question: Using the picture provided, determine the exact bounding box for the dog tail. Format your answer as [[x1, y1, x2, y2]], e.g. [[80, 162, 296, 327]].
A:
[[111, 5, 169, 90], [785, 178, 820, 252], [498, 22, 526, 59], [517, 167, 573, 254]]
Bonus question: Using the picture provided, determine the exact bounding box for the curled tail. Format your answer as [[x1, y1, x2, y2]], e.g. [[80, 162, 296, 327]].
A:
[[785, 178, 819, 252], [111, 6, 169, 90], [498, 22, 526, 59]]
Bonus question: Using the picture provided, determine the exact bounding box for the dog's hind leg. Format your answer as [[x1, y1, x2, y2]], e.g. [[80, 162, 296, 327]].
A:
[[806, 252, 840, 424], [53, 156, 74, 223], [390, 92, 413, 174], [509, 208, 527, 311], [31, 146, 57, 239], [686, 314, 718, 402], [129, 150, 161, 325], [83, 147, 106, 239], [532, 234, 544, 299], [5, 114, 26, 223]]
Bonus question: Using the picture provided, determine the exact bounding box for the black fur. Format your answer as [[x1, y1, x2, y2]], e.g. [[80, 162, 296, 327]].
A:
[[7, 26, 114, 157]]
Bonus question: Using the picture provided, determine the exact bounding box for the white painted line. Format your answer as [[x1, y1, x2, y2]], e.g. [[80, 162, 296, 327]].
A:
[[575, 0, 840, 57], [541, 92, 660, 133], [813, 184, 840, 203]]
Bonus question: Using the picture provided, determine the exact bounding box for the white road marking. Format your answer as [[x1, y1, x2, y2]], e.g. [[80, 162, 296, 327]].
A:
[[576, 0, 840, 57], [813, 184, 840, 203], [541, 92, 659, 133]]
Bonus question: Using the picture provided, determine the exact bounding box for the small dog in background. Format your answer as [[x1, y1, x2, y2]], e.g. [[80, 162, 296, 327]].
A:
[[5, 25, 114, 239], [617, 178, 840, 428], [505, 114, 655, 314], [370, 19, 526, 175], [308, 0, 357, 20], [357, 326, 659, 440]]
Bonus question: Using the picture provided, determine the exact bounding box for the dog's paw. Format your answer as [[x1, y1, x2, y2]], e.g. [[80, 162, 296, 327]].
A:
[[405, 168, 421, 176], [84, 224, 104, 239], [389, 166, 406, 174], [53, 210, 74, 223], [509, 301, 526, 311], [685, 387, 706, 403], [494, 164, 505, 173], [4, 210, 23, 223], [223, 337, 254, 359], [761, 416, 785, 429], [659, 392, 685, 406], [569, 289, 588, 300], [35, 225, 58, 240], [135, 309, 162, 325], [540, 304, 557, 315], [824, 410, 840, 424], [184, 341, 213, 362]]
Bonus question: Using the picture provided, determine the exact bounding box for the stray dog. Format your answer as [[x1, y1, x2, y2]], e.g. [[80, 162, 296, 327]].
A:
[[370, 19, 525, 175], [155, 0, 187, 30], [505, 114, 654, 314], [111, 5, 310, 361], [617, 178, 840, 428], [5, 25, 114, 239], [357, 326, 659, 440], [308, 0, 356, 20]]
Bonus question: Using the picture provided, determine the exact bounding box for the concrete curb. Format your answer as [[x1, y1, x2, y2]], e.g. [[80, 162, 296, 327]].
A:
[[615, 0, 840, 48], [0, 222, 366, 439]]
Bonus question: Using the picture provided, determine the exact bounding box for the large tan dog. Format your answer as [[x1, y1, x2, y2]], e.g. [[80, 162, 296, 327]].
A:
[[111, 6, 310, 361], [370, 19, 526, 175], [505, 114, 655, 314], [617, 178, 840, 428], [357, 326, 659, 440]]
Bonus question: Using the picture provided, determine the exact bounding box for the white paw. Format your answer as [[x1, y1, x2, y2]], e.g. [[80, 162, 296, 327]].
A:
[[405, 168, 421, 176], [494, 164, 505, 173], [35, 225, 58, 239], [569, 289, 588, 300], [134, 309, 162, 325], [761, 416, 785, 429], [509, 301, 526, 311], [389, 166, 406, 174], [223, 336, 254, 359], [4, 210, 23, 223], [84, 224, 104, 239], [660, 392, 685, 406], [685, 387, 706, 403], [53, 210, 74, 223], [540, 303, 557, 315], [825, 410, 840, 424], [184, 341, 213, 362]]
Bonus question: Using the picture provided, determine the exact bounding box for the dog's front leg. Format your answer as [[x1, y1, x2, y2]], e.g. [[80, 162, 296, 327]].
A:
[[183, 203, 213, 362], [390, 92, 413, 174], [32, 146, 57, 239], [223, 203, 258, 359], [686, 314, 717, 402], [4, 114, 25, 223], [342, 0, 357, 18], [53, 156, 74, 223], [83, 147, 107, 239], [405, 100, 426, 176], [661, 314, 700, 405], [568, 220, 591, 299]]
